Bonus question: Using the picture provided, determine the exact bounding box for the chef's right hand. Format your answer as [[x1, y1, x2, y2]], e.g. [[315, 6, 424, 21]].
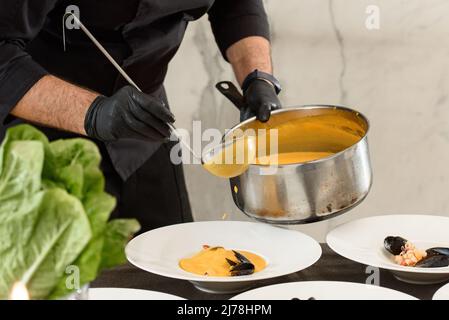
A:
[[84, 86, 175, 142]]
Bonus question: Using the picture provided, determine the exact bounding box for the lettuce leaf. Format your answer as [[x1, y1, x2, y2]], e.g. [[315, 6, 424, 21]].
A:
[[46, 138, 119, 299], [0, 125, 139, 300], [100, 219, 141, 271], [0, 139, 91, 299]]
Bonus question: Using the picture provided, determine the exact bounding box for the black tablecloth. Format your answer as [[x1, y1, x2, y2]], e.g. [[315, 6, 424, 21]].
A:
[[92, 244, 446, 300]]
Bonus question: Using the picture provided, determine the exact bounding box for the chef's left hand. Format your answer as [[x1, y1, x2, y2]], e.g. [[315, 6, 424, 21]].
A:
[[242, 79, 281, 123]]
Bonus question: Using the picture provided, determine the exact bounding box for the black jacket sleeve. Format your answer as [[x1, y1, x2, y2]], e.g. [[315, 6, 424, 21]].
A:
[[0, 0, 57, 123], [208, 0, 270, 60]]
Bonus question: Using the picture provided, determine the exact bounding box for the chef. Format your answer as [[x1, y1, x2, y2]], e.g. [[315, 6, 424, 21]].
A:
[[0, 0, 282, 231]]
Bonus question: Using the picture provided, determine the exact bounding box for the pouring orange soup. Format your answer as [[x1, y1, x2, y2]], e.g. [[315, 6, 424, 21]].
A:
[[202, 108, 365, 177]]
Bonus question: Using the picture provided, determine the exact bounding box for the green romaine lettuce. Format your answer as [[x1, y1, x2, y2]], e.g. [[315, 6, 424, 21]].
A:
[[0, 125, 140, 300], [0, 139, 91, 299], [100, 219, 141, 271]]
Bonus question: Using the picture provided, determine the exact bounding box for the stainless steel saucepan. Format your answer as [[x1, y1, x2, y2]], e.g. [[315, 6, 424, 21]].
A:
[[216, 82, 372, 224]]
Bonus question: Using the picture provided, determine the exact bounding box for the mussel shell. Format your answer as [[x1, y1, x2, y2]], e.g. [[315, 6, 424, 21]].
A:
[[232, 250, 252, 264], [230, 269, 254, 276], [228, 250, 255, 276], [225, 258, 237, 267], [230, 263, 255, 276], [415, 255, 449, 268], [426, 247, 449, 258], [384, 236, 408, 255], [230, 262, 254, 271]]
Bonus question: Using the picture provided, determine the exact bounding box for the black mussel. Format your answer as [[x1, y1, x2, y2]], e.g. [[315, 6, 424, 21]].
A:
[[226, 250, 255, 276], [384, 236, 408, 255], [233, 250, 251, 263], [426, 247, 449, 258], [229, 262, 255, 276], [415, 255, 449, 268], [225, 258, 237, 266]]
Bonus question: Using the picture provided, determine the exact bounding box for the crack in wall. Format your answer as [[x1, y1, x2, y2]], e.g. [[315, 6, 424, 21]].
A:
[[325, 0, 348, 233], [329, 0, 347, 104]]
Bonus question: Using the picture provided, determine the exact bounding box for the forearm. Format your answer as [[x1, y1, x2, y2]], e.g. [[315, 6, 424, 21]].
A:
[[10, 75, 99, 135], [226, 36, 272, 86]]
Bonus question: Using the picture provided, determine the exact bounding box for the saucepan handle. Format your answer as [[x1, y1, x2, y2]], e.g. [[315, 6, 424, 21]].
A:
[[215, 81, 246, 111]]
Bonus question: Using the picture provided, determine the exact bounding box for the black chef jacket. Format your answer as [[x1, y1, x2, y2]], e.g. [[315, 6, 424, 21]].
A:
[[0, 0, 269, 180]]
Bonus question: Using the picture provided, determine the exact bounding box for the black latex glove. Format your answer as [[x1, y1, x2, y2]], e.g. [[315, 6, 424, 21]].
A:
[[242, 79, 282, 122], [84, 86, 175, 142]]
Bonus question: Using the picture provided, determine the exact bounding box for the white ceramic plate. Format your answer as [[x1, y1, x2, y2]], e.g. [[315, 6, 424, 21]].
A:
[[126, 221, 321, 294], [231, 281, 417, 300], [433, 282, 449, 300], [327, 214, 449, 284], [88, 288, 185, 300]]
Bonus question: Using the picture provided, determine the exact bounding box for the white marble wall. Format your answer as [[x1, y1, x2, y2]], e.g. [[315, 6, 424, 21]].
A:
[[165, 0, 449, 241]]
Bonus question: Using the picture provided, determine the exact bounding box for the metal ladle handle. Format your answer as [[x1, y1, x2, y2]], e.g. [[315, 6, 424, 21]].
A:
[[62, 13, 201, 162]]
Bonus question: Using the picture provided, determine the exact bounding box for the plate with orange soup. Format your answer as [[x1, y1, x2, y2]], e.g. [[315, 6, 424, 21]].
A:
[[125, 221, 321, 294]]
